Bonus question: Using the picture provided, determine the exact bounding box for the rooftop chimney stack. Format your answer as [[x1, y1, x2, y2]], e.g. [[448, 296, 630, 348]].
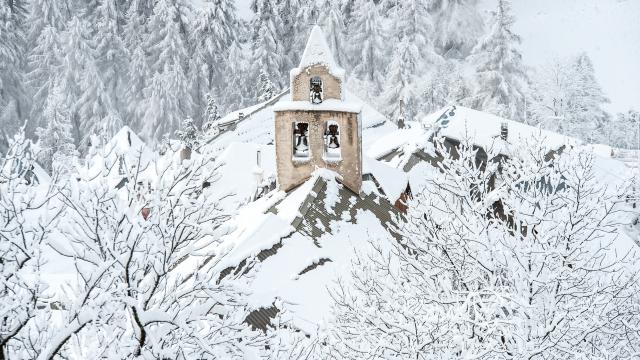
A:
[[397, 99, 406, 129], [500, 122, 508, 141]]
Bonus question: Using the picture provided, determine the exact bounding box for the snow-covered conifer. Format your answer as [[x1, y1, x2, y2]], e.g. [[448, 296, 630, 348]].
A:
[[571, 53, 611, 142], [530, 54, 611, 143], [347, 0, 385, 85], [378, 0, 438, 120], [0, 0, 29, 137], [431, 0, 484, 59], [35, 81, 78, 175], [27, 26, 63, 135], [378, 39, 419, 122], [141, 0, 193, 141], [175, 117, 200, 149], [257, 69, 276, 103], [202, 93, 221, 134], [470, 0, 529, 122], [222, 40, 251, 112], [92, 0, 127, 119], [251, 0, 285, 87], [319, 0, 347, 68], [190, 0, 240, 125]]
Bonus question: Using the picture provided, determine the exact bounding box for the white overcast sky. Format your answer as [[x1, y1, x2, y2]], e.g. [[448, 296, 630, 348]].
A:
[[233, 0, 639, 113]]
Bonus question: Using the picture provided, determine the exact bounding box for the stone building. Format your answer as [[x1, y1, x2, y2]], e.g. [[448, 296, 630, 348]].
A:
[[273, 25, 362, 193]]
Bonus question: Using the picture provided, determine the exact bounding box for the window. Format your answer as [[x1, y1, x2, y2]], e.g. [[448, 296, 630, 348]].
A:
[[293, 122, 310, 158], [324, 121, 341, 160], [310, 77, 323, 104]]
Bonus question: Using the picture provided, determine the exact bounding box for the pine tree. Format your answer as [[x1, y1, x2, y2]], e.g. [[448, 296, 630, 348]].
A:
[[0, 0, 29, 138], [530, 54, 611, 143], [202, 93, 221, 134], [57, 16, 97, 150], [123, 0, 151, 128], [35, 81, 78, 175], [378, 39, 419, 122], [274, 0, 298, 73], [572, 53, 610, 143], [378, 0, 438, 119], [93, 0, 127, 118], [175, 117, 199, 149], [141, 0, 193, 141], [222, 40, 250, 112], [251, 0, 285, 87], [470, 0, 528, 122], [422, 61, 472, 115], [257, 69, 276, 103], [190, 0, 240, 127], [26, 0, 72, 46], [27, 25, 62, 133], [320, 0, 347, 68], [347, 0, 385, 84], [431, 0, 484, 59]]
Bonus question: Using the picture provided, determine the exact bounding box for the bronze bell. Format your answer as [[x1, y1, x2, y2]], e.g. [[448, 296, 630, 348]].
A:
[[295, 123, 309, 153], [327, 124, 339, 148], [296, 134, 309, 152]]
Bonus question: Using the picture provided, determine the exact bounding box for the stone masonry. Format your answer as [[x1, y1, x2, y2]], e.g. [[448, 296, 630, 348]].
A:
[[274, 109, 362, 193], [291, 65, 342, 102]]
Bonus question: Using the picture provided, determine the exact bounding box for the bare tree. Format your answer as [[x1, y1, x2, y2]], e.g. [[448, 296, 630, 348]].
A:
[[321, 137, 640, 359], [41, 149, 273, 359], [0, 127, 60, 359]]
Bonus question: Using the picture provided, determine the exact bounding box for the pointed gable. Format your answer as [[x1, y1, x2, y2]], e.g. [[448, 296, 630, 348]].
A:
[[298, 25, 341, 74], [290, 25, 345, 93]]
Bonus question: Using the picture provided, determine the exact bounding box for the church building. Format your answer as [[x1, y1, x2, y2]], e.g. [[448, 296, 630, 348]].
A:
[[273, 25, 363, 193]]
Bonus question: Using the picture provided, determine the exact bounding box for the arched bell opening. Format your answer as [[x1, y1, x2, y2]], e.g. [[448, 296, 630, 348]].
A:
[[310, 77, 323, 104], [293, 121, 310, 159], [324, 120, 341, 161]]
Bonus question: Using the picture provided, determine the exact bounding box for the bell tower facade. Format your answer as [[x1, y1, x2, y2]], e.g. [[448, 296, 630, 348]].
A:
[[273, 26, 362, 193]]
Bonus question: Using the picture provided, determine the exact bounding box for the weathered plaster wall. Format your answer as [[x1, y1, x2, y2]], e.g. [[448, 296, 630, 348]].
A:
[[274, 110, 362, 193], [291, 64, 342, 102]]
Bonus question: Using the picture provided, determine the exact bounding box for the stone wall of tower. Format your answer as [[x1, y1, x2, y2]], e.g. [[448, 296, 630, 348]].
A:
[[291, 64, 342, 102], [274, 110, 362, 193]]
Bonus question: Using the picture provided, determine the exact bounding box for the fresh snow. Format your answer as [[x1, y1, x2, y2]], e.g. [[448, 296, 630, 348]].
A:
[[424, 106, 578, 155], [273, 99, 361, 113], [291, 25, 346, 82]]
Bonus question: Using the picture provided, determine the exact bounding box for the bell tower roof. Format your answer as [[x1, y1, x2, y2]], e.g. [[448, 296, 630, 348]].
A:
[[299, 25, 337, 69], [292, 25, 345, 82]]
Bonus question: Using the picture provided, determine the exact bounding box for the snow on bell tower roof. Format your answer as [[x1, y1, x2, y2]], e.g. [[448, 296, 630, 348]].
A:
[[291, 25, 346, 82]]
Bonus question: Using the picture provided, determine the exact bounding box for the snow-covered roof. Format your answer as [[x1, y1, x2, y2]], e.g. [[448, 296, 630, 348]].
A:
[[204, 142, 276, 214], [200, 89, 389, 155], [273, 99, 361, 113], [424, 106, 578, 155], [173, 169, 401, 333], [79, 126, 156, 185], [297, 25, 344, 77], [363, 157, 408, 202], [289, 25, 346, 86]]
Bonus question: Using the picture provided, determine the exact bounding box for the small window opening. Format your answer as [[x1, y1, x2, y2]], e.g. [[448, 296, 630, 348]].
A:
[[293, 122, 310, 158], [310, 77, 323, 104], [324, 121, 341, 160]]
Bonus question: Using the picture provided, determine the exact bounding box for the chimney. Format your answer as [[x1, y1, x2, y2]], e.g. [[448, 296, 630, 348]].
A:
[[397, 99, 406, 129], [500, 122, 508, 141], [253, 150, 264, 186]]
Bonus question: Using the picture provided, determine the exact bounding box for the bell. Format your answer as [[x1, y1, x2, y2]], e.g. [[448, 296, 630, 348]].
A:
[[312, 91, 322, 104], [328, 135, 339, 149], [295, 135, 308, 153]]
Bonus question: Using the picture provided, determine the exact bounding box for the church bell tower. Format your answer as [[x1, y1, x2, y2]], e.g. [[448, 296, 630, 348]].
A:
[[273, 25, 362, 193]]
